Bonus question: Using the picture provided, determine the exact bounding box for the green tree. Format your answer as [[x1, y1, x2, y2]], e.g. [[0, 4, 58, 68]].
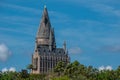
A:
[[29, 74, 46, 80], [20, 69, 29, 79], [51, 75, 70, 80], [27, 64, 33, 73], [54, 61, 66, 76]]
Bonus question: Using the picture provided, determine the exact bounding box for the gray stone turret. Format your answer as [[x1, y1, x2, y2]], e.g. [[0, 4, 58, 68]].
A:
[[63, 41, 67, 53]]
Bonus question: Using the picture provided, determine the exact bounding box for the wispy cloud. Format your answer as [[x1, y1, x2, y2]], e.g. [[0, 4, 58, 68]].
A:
[[88, 3, 120, 17], [99, 45, 120, 53], [0, 2, 41, 14], [49, 11, 70, 24], [0, 15, 37, 23], [0, 43, 11, 61], [69, 47, 82, 54], [0, 26, 36, 37], [57, 0, 120, 17]]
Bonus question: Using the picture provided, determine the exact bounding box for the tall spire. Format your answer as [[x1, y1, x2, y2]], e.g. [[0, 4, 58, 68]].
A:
[[37, 6, 51, 39], [36, 6, 56, 47]]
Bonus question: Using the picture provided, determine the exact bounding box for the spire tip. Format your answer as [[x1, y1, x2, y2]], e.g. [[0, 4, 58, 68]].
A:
[[44, 5, 47, 8]]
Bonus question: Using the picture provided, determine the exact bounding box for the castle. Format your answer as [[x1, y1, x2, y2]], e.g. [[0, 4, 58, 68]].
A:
[[32, 6, 70, 74]]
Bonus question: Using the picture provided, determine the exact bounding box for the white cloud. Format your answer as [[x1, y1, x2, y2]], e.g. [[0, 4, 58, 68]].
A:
[[0, 43, 11, 61], [9, 67, 16, 72], [106, 66, 112, 70], [2, 68, 8, 72], [99, 65, 112, 71], [1, 67, 16, 72], [69, 47, 82, 54], [98, 66, 105, 71]]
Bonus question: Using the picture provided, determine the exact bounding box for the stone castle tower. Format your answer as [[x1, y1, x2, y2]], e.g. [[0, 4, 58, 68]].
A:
[[32, 6, 70, 74]]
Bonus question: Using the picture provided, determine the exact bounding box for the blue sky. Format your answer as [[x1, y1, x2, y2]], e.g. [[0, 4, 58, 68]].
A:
[[0, 0, 120, 71]]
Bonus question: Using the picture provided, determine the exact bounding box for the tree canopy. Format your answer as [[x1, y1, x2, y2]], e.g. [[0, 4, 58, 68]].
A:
[[0, 61, 120, 80]]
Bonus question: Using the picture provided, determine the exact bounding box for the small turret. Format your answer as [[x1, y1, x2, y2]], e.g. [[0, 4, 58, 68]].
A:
[[63, 41, 67, 53]]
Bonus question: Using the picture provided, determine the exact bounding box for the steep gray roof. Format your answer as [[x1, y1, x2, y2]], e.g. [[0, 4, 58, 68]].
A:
[[37, 47, 66, 56], [37, 6, 51, 39]]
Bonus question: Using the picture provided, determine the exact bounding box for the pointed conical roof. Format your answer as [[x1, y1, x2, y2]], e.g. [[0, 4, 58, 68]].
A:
[[37, 6, 51, 39]]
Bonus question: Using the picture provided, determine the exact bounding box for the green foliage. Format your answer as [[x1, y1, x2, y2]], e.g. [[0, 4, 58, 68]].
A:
[[29, 74, 46, 80], [0, 72, 19, 80], [53, 61, 120, 80], [27, 64, 33, 70], [26, 64, 33, 73], [0, 61, 120, 80], [51, 75, 70, 80], [20, 69, 29, 78], [54, 61, 66, 76], [0, 71, 45, 80]]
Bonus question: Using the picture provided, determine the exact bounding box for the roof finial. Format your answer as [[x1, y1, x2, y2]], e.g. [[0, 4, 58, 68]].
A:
[[44, 5, 47, 8]]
